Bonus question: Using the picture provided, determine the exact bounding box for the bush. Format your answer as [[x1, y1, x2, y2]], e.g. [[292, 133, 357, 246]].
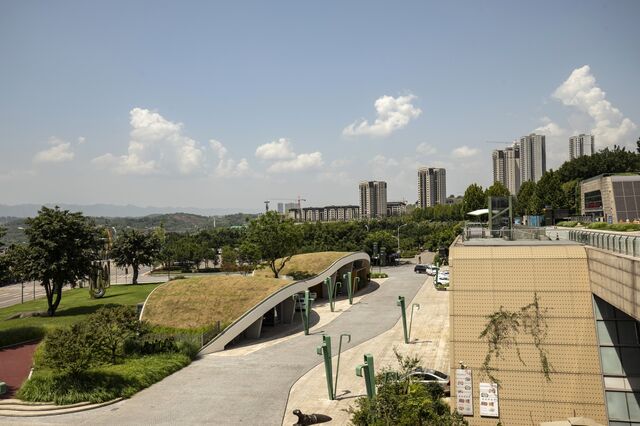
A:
[[89, 306, 147, 364], [556, 221, 578, 227], [610, 223, 640, 232], [287, 270, 315, 280], [370, 272, 388, 279], [40, 323, 97, 375], [124, 333, 177, 356], [0, 326, 45, 348]]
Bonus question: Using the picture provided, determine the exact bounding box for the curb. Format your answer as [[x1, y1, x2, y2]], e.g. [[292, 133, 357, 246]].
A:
[[0, 397, 123, 417]]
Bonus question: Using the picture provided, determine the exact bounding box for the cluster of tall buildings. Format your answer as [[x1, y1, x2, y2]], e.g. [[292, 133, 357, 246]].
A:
[[492, 133, 595, 194]]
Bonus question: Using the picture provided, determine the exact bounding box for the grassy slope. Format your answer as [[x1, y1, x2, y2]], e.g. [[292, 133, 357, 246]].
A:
[[253, 251, 351, 278], [0, 283, 161, 346], [142, 275, 287, 330]]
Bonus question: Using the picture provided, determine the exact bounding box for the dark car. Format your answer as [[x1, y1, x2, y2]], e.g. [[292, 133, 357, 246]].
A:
[[414, 264, 428, 274]]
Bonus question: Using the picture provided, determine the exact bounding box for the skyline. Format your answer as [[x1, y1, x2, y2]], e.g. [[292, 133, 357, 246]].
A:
[[1, 1, 639, 211]]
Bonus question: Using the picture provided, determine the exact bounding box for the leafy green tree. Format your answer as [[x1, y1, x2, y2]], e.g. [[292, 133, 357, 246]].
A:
[[463, 183, 485, 213], [112, 229, 161, 284], [246, 211, 302, 278], [221, 245, 238, 272], [534, 170, 567, 209], [363, 230, 397, 257], [485, 181, 510, 198], [89, 306, 145, 364], [348, 351, 468, 426], [515, 181, 536, 216], [238, 241, 261, 274], [21, 206, 101, 316]]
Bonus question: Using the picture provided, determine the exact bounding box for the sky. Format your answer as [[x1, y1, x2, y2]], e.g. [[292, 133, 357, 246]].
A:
[[1, 0, 639, 212]]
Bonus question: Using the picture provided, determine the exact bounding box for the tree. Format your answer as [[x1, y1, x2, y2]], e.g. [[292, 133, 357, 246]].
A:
[[485, 181, 510, 199], [246, 211, 302, 278], [348, 350, 468, 426], [515, 181, 536, 216], [238, 241, 261, 274], [363, 230, 397, 257], [111, 229, 161, 284], [89, 306, 144, 364], [21, 207, 101, 316], [534, 170, 567, 209], [462, 183, 485, 213], [221, 245, 238, 272]]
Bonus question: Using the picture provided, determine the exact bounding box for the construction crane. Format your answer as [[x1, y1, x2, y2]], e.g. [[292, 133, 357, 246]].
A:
[[264, 196, 307, 213]]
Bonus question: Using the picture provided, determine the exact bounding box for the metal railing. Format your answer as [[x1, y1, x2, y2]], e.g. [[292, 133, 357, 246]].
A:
[[568, 229, 640, 258], [463, 223, 549, 241]]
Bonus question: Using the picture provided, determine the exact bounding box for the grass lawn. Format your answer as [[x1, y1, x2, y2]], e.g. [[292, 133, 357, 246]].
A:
[[18, 352, 192, 404], [253, 251, 351, 278], [0, 283, 162, 347], [142, 275, 288, 330]]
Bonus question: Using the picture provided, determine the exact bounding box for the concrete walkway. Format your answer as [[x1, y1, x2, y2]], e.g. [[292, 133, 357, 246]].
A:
[[282, 269, 449, 425], [4, 263, 426, 425]]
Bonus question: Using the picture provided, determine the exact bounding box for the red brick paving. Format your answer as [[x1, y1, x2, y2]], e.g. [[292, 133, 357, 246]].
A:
[[0, 341, 39, 399]]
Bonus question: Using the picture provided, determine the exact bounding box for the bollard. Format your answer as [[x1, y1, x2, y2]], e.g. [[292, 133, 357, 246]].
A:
[[408, 303, 420, 342], [355, 353, 376, 399], [334, 333, 351, 396], [316, 335, 334, 400], [397, 296, 409, 344]]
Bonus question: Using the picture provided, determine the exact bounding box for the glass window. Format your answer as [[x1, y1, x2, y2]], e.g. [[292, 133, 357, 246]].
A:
[[622, 348, 640, 375], [629, 393, 640, 422], [619, 322, 639, 345], [608, 391, 630, 421], [602, 347, 624, 375], [598, 321, 619, 345], [595, 297, 615, 320]]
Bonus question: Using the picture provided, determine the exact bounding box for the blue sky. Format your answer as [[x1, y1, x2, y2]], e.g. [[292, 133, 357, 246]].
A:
[[1, 0, 639, 211]]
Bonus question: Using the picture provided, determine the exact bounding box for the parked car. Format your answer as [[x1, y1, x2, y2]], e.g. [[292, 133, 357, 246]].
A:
[[437, 272, 450, 284], [426, 264, 437, 276], [414, 264, 428, 274], [405, 368, 450, 394]]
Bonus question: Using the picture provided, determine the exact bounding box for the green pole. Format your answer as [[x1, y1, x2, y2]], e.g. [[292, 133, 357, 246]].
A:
[[334, 333, 351, 397], [303, 290, 311, 335], [344, 271, 353, 304], [408, 303, 420, 342], [356, 353, 376, 399], [397, 296, 408, 344], [325, 277, 335, 312], [316, 335, 334, 400]]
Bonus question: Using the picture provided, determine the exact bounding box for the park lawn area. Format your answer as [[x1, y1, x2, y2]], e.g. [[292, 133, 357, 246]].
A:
[[253, 251, 351, 278], [18, 352, 192, 405], [0, 283, 162, 347], [142, 275, 289, 330]]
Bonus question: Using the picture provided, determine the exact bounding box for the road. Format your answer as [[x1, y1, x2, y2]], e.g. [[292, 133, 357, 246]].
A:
[[5, 262, 427, 425]]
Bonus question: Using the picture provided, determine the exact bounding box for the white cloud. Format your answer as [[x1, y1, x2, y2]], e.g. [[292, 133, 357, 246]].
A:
[[209, 139, 250, 177], [343, 94, 422, 137], [416, 143, 437, 156], [255, 138, 296, 160], [92, 108, 205, 175], [77, 136, 86, 144], [534, 116, 566, 137], [452, 145, 479, 158], [33, 137, 75, 163], [552, 65, 637, 147], [267, 152, 323, 173], [369, 154, 399, 168]]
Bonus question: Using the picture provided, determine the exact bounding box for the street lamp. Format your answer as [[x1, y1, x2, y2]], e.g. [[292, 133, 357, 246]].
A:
[[397, 224, 408, 253], [111, 227, 117, 285]]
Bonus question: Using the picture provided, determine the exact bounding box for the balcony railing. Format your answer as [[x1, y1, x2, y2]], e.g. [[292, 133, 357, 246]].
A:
[[568, 229, 640, 258]]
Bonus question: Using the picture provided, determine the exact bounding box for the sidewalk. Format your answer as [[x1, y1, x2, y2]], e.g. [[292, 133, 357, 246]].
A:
[[282, 270, 449, 425]]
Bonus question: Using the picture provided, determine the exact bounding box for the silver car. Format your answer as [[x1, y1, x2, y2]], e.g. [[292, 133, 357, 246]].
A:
[[405, 368, 450, 394]]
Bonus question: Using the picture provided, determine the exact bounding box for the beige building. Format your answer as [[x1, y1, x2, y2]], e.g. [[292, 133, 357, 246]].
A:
[[418, 167, 446, 208], [570, 134, 595, 160], [581, 173, 640, 223], [359, 181, 387, 219], [449, 241, 607, 425], [290, 205, 359, 222], [387, 201, 407, 216]]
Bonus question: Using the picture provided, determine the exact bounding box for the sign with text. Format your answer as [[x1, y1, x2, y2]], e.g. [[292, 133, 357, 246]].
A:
[[455, 369, 473, 415], [479, 382, 499, 417]]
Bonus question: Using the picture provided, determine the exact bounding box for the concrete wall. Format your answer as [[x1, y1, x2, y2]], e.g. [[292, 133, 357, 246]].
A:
[[586, 246, 640, 321], [449, 244, 606, 425]]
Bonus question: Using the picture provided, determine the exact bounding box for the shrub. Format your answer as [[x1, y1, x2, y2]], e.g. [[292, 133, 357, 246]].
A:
[[287, 270, 315, 280], [610, 223, 640, 232], [124, 333, 177, 356], [556, 221, 578, 227], [370, 272, 388, 279], [89, 306, 147, 364], [0, 326, 46, 348], [40, 323, 97, 376]]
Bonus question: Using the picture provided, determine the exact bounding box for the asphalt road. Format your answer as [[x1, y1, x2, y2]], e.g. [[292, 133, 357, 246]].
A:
[[7, 262, 426, 425]]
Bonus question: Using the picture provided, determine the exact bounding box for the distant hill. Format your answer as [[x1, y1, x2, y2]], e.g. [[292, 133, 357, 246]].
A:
[[0, 203, 259, 218], [0, 212, 258, 245]]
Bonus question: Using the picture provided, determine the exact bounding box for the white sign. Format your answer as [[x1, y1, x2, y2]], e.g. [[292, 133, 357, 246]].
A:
[[479, 382, 499, 417], [455, 369, 473, 415]]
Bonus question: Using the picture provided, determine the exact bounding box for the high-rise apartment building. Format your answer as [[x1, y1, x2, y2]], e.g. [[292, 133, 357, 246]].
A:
[[519, 133, 546, 184], [359, 181, 387, 219], [569, 134, 595, 160], [492, 149, 506, 185], [417, 167, 446, 208]]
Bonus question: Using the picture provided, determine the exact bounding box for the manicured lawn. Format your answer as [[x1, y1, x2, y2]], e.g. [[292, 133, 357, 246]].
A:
[[142, 275, 288, 330], [253, 251, 351, 278], [0, 283, 161, 347], [18, 352, 192, 404]]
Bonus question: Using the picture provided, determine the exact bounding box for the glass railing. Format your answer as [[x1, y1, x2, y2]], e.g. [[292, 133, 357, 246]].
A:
[[569, 229, 640, 257]]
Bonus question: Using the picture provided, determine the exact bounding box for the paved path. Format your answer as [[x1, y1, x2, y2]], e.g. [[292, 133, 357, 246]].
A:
[[0, 342, 39, 399], [5, 263, 425, 425]]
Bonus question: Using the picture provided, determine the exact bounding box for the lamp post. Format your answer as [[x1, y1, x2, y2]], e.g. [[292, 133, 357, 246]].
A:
[[111, 227, 117, 284]]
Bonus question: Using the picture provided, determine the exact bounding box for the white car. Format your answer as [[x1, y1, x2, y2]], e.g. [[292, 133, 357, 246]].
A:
[[437, 272, 450, 284]]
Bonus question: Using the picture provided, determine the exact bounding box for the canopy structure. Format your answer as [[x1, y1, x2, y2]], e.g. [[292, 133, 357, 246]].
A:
[[466, 208, 500, 216]]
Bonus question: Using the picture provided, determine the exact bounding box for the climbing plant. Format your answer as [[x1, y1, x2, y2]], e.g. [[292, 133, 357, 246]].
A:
[[479, 293, 552, 386]]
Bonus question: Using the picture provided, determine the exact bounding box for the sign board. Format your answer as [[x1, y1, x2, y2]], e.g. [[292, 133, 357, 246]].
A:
[[455, 369, 473, 415], [479, 382, 499, 417]]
